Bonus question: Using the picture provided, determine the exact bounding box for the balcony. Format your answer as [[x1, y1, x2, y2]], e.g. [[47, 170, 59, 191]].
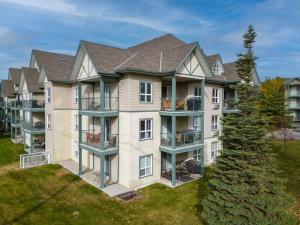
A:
[[288, 102, 300, 109], [11, 101, 22, 109], [24, 121, 45, 132], [81, 97, 118, 112], [23, 99, 45, 110], [288, 91, 300, 97], [223, 99, 238, 113], [160, 130, 202, 148], [161, 97, 202, 112], [80, 130, 118, 150], [11, 118, 22, 126]]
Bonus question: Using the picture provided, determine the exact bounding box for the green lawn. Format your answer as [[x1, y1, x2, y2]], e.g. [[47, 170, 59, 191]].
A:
[[0, 135, 25, 166], [0, 137, 299, 225]]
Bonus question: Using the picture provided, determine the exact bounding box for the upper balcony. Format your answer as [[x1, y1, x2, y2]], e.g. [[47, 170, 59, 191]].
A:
[[288, 102, 300, 109], [79, 79, 119, 117], [23, 99, 45, 112], [288, 90, 300, 98], [223, 99, 238, 113], [11, 101, 22, 109], [24, 121, 45, 133], [159, 77, 204, 117]]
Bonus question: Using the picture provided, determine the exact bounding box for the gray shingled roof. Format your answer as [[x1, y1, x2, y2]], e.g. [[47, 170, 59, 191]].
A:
[[206, 54, 221, 68], [9, 68, 22, 85], [284, 77, 300, 86], [32, 50, 74, 81], [22, 67, 43, 93], [1, 80, 15, 97], [80, 34, 196, 74]]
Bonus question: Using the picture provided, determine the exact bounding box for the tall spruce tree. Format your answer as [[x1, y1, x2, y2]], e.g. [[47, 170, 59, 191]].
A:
[[201, 25, 295, 225]]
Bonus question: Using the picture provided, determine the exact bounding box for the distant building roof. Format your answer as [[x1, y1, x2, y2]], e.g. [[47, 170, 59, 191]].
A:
[[8, 68, 22, 85], [22, 67, 43, 93], [1, 80, 15, 97]]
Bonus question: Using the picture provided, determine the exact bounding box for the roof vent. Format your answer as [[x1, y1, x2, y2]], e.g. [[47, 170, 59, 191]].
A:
[[61, 59, 66, 61]]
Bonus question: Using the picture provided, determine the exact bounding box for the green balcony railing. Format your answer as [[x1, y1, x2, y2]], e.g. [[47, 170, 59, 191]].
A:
[[23, 99, 45, 109], [160, 130, 202, 147], [223, 99, 237, 111], [80, 130, 118, 150], [161, 97, 202, 111], [11, 101, 22, 108], [80, 97, 119, 112]]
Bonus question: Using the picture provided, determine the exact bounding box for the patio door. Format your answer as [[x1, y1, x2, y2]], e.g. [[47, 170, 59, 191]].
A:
[[161, 117, 172, 142], [104, 84, 111, 109], [162, 86, 172, 99], [104, 155, 111, 179], [104, 119, 111, 143]]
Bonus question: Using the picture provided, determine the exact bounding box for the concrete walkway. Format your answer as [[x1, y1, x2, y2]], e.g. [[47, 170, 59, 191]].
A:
[[58, 159, 129, 197]]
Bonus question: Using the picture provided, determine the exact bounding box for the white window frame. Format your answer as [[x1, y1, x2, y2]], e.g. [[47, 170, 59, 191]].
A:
[[74, 141, 79, 158], [194, 86, 201, 97], [140, 81, 152, 103], [211, 142, 219, 158], [46, 88, 51, 103], [193, 149, 201, 161], [46, 114, 51, 129], [74, 114, 79, 130], [212, 63, 220, 74], [211, 115, 218, 131], [212, 88, 219, 103], [139, 119, 153, 140], [74, 87, 78, 103], [139, 154, 153, 178]]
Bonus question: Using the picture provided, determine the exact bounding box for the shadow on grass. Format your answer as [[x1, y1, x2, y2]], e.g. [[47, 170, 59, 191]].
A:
[[195, 167, 213, 225], [3, 175, 80, 225]]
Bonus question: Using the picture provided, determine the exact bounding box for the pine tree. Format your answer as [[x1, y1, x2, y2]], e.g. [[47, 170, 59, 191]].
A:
[[201, 25, 295, 225]]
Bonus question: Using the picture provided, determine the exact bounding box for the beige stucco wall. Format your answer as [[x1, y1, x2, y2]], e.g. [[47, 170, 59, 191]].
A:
[[119, 74, 161, 111], [119, 111, 161, 189]]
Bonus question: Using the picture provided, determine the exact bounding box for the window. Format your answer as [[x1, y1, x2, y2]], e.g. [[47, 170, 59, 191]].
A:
[[211, 115, 218, 130], [74, 141, 79, 158], [193, 116, 201, 131], [46, 114, 51, 129], [139, 155, 153, 178], [140, 82, 152, 103], [74, 114, 79, 130], [46, 88, 51, 103], [140, 119, 153, 140], [212, 63, 220, 74], [193, 149, 201, 161], [194, 87, 201, 97], [74, 87, 78, 103], [211, 142, 219, 158], [212, 88, 219, 103]]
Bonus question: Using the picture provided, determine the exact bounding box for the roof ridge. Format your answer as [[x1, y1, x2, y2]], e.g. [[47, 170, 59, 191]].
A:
[[32, 49, 74, 57], [81, 40, 127, 52], [128, 33, 185, 50]]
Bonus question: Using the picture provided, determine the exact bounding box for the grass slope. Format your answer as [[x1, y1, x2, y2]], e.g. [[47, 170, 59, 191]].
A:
[[0, 136, 25, 166], [0, 138, 298, 224]]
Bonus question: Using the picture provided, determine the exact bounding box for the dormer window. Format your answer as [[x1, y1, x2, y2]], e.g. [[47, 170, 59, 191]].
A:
[[212, 63, 220, 75]]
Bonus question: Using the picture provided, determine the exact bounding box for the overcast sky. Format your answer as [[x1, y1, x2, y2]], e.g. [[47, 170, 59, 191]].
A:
[[0, 0, 299, 80]]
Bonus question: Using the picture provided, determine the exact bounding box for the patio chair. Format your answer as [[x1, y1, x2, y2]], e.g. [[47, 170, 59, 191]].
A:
[[176, 99, 185, 110], [161, 99, 171, 110]]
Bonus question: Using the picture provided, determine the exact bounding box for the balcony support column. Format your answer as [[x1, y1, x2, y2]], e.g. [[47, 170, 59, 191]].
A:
[[100, 152, 105, 189], [100, 76, 105, 111], [200, 79, 205, 176], [78, 81, 83, 175], [171, 153, 176, 187], [30, 111, 33, 153], [171, 75, 177, 186]]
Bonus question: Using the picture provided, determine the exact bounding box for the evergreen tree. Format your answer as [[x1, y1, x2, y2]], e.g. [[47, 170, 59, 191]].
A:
[[201, 25, 295, 225]]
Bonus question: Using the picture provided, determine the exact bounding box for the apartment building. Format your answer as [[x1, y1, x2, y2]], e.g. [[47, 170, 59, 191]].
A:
[[0, 80, 15, 134], [18, 67, 45, 152], [284, 77, 300, 129], [8, 68, 23, 143], [2, 34, 260, 195]]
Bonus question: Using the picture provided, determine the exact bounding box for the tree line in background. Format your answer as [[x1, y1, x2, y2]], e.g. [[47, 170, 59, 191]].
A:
[[201, 25, 296, 225]]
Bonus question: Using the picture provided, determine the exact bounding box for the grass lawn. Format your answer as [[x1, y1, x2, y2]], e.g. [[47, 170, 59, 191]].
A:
[[0, 137, 299, 225], [0, 135, 25, 166]]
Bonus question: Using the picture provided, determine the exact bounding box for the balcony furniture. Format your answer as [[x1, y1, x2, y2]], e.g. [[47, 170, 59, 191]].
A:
[[161, 99, 171, 110], [187, 97, 201, 111], [184, 159, 201, 174], [109, 136, 117, 147], [176, 99, 185, 110]]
